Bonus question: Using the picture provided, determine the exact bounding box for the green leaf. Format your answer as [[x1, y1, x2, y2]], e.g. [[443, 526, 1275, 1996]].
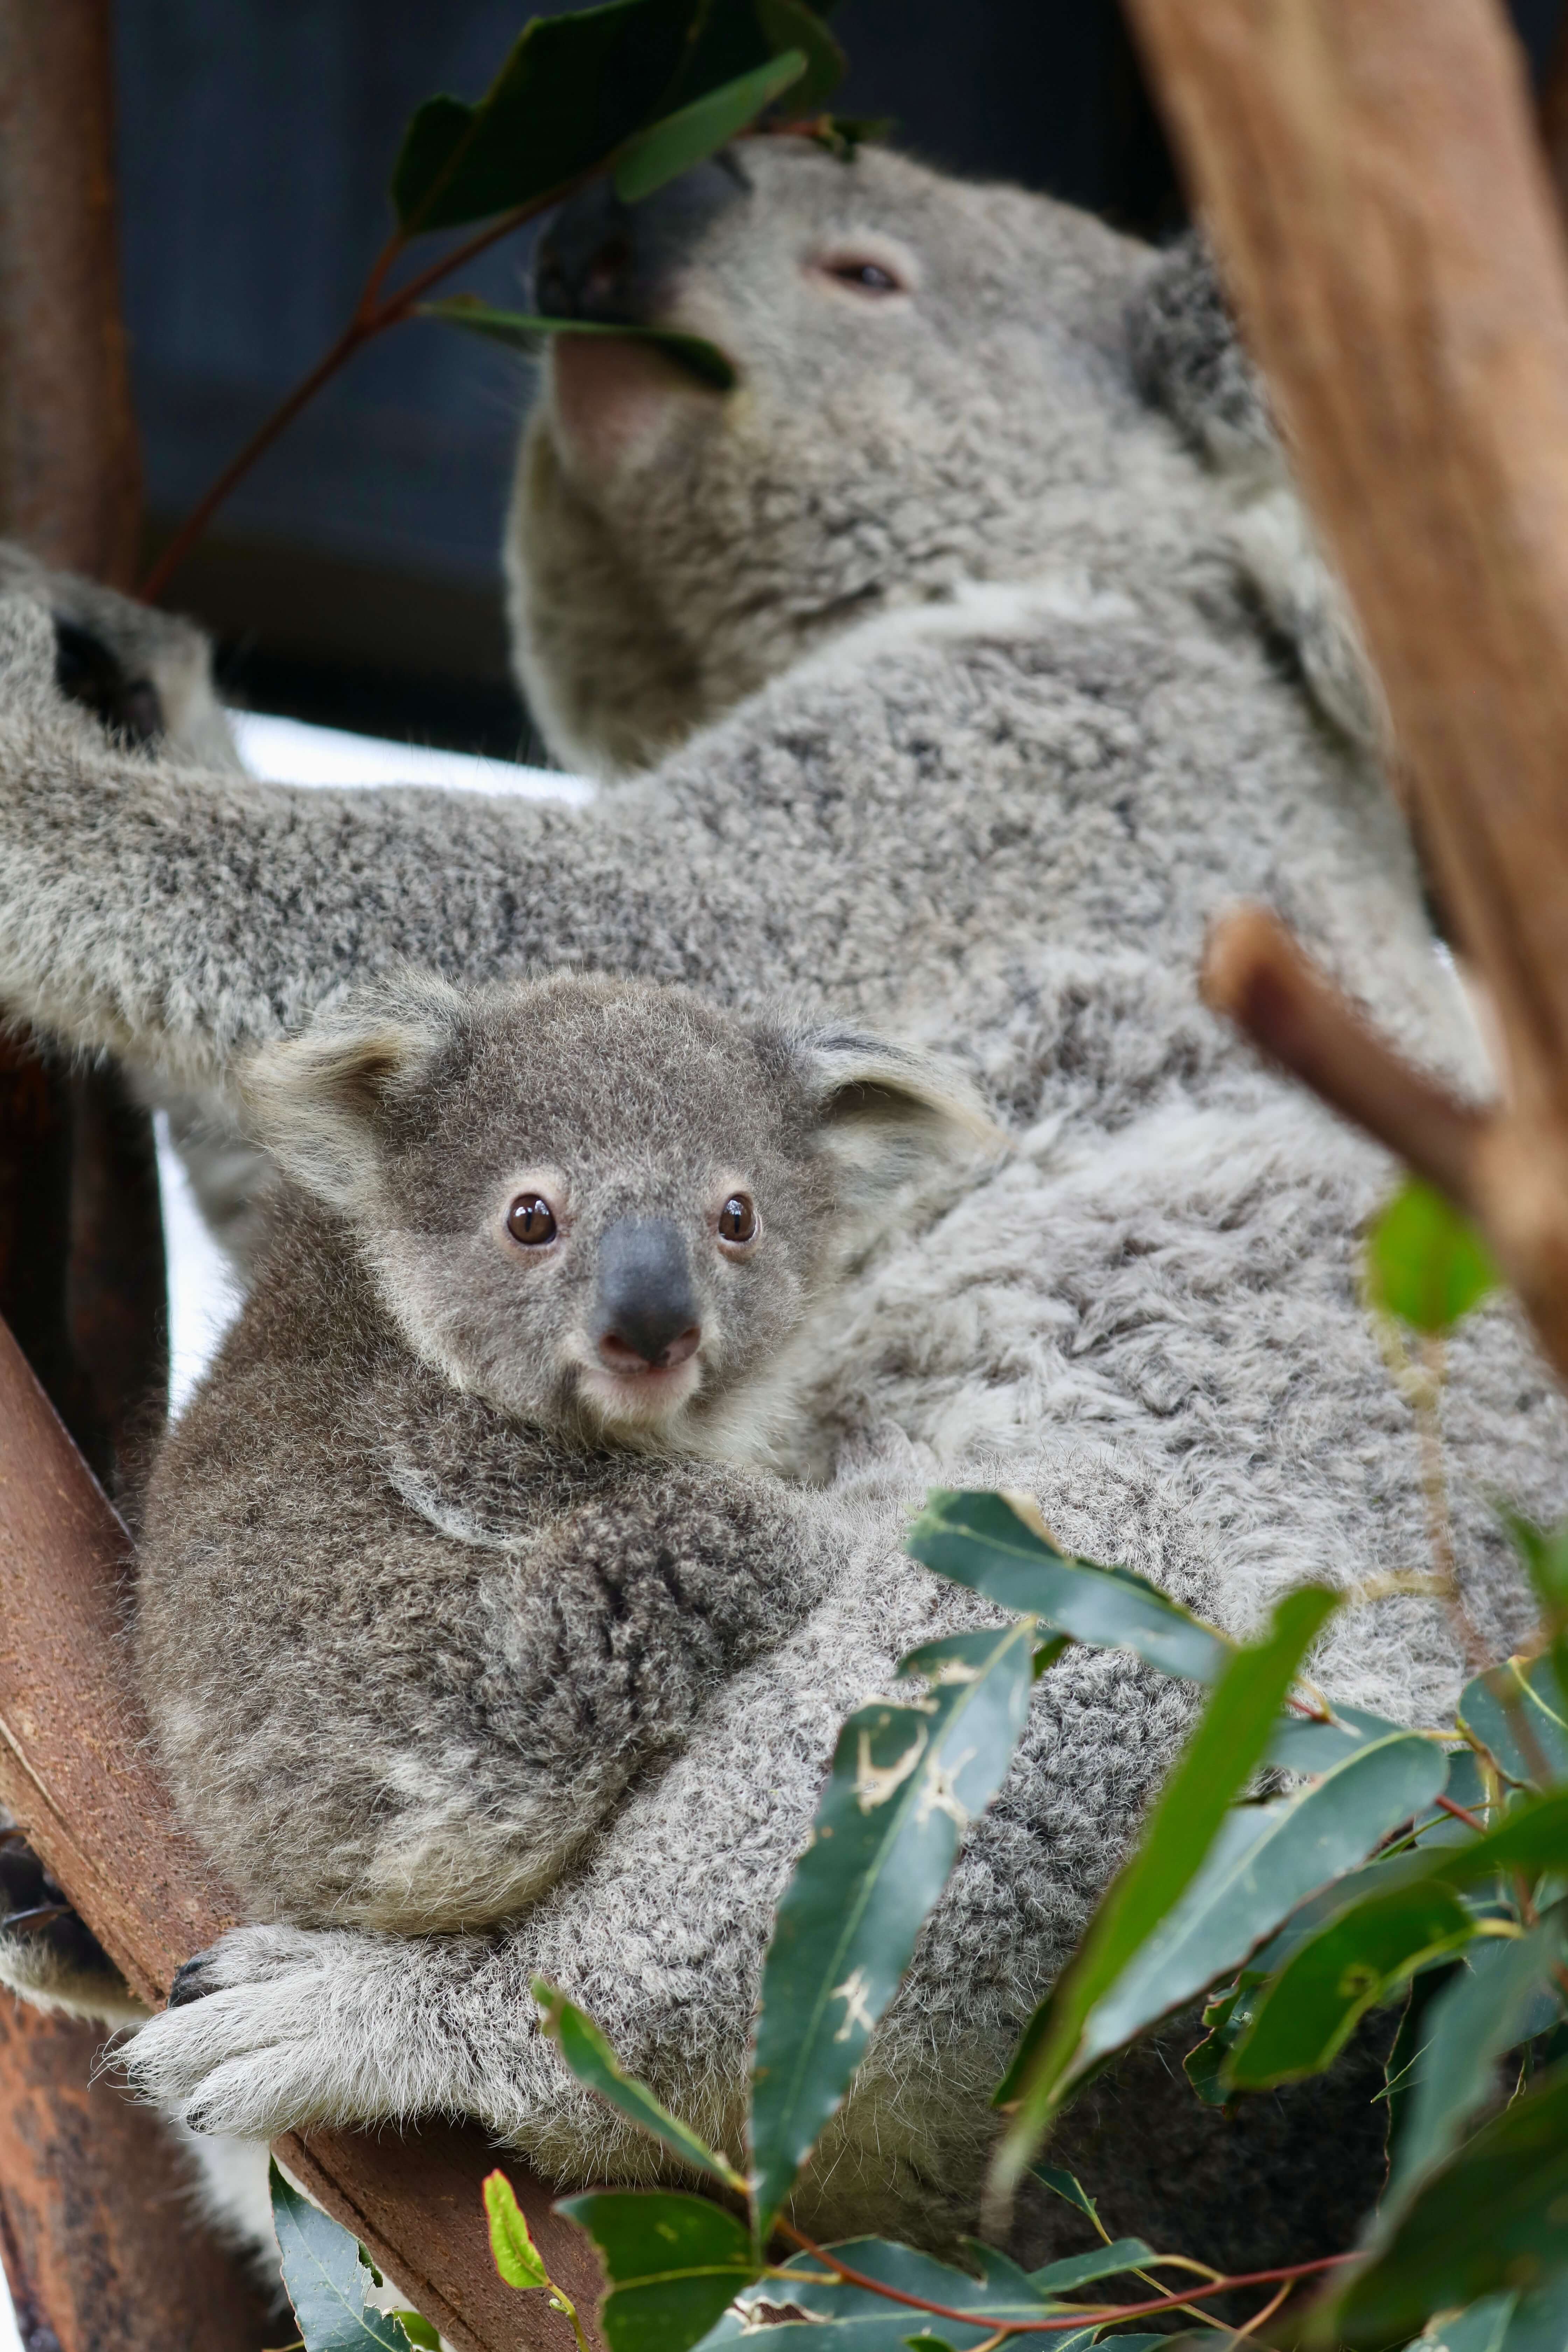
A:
[[390, 0, 704, 233], [1405, 2296, 1521, 2352], [1223, 1881, 1476, 2088], [749, 1619, 1036, 2240], [988, 1586, 1340, 2200], [705, 2238, 1055, 2352], [1265, 1701, 1404, 1775], [1461, 1652, 1568, 1791], [1365, 1178, 1499, 1333], [614, 50, 807, 205], [388, 2320, 440, 2352], [418, 299, 737, 391], [532, 1984, 747, 2193], [1506, 1518, 1568, 1738], [1183, 1983, 1247, 2108], [1408, 1785, 1568, 1894], [484, 2169, 549, 2290], [754, 0, 847, 111], [906, 1491, 1232, 1684], [1325, 2064, 1568, 2346], [558, 2191, 758, 2352], [1026, 2165, 1100, 2226], [1026, 2238, 1155, 2291], [1056, 1732, 1447, 2094], [269, 2163, 415, 2352], [1382, 1910, 1568, 2225]]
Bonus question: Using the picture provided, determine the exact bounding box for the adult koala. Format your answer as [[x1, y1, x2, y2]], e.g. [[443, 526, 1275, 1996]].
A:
[[0, 141, 1557, 2275]]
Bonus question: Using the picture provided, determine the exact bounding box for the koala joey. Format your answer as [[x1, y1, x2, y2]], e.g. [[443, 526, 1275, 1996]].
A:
[[130, 968, 985, 1945]]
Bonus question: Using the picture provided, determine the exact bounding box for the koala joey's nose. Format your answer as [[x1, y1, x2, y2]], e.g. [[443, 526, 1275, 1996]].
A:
[[595, 1218, 701, 1371], [534, 153, 749, 326]]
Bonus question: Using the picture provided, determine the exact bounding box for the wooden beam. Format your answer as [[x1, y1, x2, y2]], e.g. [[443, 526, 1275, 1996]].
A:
[[0, 1314, 604, 2352], [1121, 0, 1568, 1381]]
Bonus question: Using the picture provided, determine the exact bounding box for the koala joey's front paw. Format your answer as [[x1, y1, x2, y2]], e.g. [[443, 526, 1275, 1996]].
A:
[[0, 1830, 145, 2027], [125, 1922, 447, 2143]]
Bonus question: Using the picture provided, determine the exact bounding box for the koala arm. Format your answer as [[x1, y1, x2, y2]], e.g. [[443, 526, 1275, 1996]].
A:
[[0, 596, 761, 1094], [146, 1442, 838, 1935]]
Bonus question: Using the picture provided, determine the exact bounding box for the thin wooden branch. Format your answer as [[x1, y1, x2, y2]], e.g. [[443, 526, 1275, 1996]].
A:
[[1200, 906, 1491, 1214], [1121, 0, 1568, 1383], [0, 1316, 603, 2352]]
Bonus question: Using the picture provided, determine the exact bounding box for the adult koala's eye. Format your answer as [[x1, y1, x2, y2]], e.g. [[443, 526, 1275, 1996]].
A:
[[718, 1194, 758, 1247], [828, 258, 903, 295], [507, 1192, 558, 1247]]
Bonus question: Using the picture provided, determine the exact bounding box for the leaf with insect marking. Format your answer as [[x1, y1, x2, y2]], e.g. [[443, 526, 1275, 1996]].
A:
[[702, 2237, 1064, 2352], [417, 300, 736, 390], [748, 1619, 1036, 2241], [907, 1490, 1231, 1684]]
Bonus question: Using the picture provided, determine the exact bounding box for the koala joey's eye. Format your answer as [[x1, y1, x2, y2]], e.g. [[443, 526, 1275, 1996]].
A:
[[718, 1194, 759, 1248], [506, 1192, 558, 1247]]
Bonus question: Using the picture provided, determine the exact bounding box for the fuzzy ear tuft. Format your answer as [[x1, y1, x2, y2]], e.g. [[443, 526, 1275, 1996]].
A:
[[793, 1026, 1002, 1212], [239, 971, 466, 1213]]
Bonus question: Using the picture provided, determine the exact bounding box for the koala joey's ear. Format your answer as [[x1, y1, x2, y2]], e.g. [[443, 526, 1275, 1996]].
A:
[[239, 973, 465, 1213], [793, 1027, 1001, 1211]]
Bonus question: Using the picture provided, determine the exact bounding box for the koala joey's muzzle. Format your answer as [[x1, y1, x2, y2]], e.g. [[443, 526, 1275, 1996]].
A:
[[594, 1217, 701, 1372], [534, 152, 748, 329]]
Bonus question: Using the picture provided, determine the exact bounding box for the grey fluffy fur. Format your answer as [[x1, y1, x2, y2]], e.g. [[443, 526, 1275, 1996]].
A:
[[0, 138, 1558, 2267]]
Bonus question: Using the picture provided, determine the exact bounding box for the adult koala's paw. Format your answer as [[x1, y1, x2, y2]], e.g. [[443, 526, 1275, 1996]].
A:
[[125, 1922, 483, 2142]]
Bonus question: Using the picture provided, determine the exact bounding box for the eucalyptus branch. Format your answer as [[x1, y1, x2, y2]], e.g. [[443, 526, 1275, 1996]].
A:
[[772, 2220, 1354, 2336]]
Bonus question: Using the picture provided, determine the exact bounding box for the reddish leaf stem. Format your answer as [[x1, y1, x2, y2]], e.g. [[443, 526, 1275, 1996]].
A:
[[1435, 1792, 1488, 1832], [139, 168, 597, 606], [773, 2220, 1354, 2334]]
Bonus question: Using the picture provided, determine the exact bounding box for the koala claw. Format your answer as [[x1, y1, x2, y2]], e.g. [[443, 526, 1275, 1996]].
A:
[[169, 1952, 219, 2007]]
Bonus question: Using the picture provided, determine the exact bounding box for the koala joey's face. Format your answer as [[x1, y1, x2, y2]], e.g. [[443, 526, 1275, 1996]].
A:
[[510, 137, 1165, 774], [246, 972, 988, 1450]]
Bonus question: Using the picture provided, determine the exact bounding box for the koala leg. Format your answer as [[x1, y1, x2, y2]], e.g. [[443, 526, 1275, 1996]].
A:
[[122, 1923, 561, 2147], [0, 1827, 146, 2028]]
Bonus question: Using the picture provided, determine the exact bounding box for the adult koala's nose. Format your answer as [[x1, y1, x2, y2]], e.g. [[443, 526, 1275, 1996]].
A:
[[533, 152, 748, 326], [595, 1218, 702, 1370]]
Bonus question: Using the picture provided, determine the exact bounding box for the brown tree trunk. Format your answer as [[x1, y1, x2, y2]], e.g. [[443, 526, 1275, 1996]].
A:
[[0, 9, 239, 2351]]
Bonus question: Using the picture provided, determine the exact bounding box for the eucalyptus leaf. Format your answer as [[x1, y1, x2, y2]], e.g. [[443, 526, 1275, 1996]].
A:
[[1381, 1909, 1568, 2225], [533, 1982, 747, 2192], [1365, 1179, 1499, 1333], [418, 299, 736, 390], [391, 0, 703, 233], [484, 2169, 548, 2290], [1405, 2297, 1519, 2352], [706, 2236, 1054, 2352], [1459, 1655, 1568, 1789], [614, 51, 807, 205], [755, 0, 847, 111], [269, 2163, 415, 2352], [1508, 1516, 1568, 1715], [907, 1490, 1231, 1684], [988, 1586, 1338, 2198], [1026, 2238, 1155, 2291], [1224, 1881, 1475, 2089], [749, 1618, 1036, 2240], [558, 2191, 758, 2352], [1265, 1701, 1403, 1775], [1062, 1732, 1446, 2092], [1326, 2064, 1568, 2347], [1027, 2165, 1100, 2226], [389, 2319, 440, 2352]]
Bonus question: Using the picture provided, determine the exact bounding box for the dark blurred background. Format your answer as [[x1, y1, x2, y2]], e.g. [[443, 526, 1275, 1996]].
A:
[[116, 0, 1566, 757]]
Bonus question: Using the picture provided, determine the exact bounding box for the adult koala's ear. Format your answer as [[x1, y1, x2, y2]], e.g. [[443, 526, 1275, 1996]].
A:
[[792, 1027, 1001, 1214], [239, 971, 465, 1214]]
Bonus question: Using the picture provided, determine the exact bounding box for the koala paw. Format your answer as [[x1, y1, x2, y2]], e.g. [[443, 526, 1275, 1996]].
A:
[[125, 1922, 478, 2143]]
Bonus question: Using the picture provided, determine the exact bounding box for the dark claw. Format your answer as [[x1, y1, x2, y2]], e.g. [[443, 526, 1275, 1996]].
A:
[[169, 1953, 218, 2008], [0, 1902, 70, 1933]]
